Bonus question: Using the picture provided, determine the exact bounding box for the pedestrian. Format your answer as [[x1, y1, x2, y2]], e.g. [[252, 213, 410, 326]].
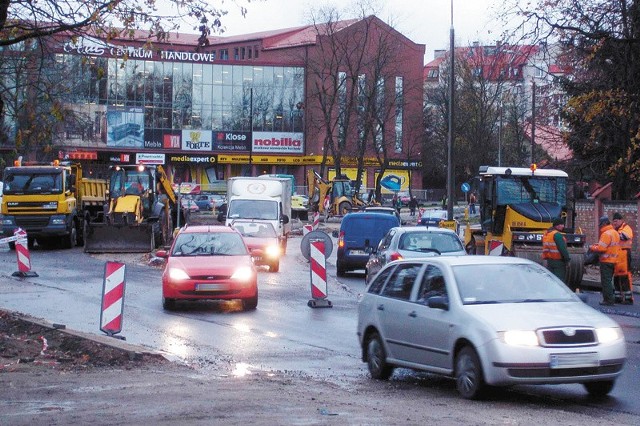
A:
[[409, 196, 418, 216], [367, 189, 375, 204], [441, 193, 447, 210], [589, 216, 620, 306], [469, 191, 477, 215], [542, 218, 572, 287], [395, 195, 402, 215], [612, 212, 634, 304]]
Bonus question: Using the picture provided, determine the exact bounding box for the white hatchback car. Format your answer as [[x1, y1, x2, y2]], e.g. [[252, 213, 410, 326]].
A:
[[357, 256, 626, 399]]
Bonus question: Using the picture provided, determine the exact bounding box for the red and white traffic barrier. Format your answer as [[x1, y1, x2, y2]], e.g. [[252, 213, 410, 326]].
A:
[[307, 239, 332, 308], [10, 229, 38, 278], [303, 224, 313, 235], [100, 261, 127, 338], [312, 212, 320, 230]]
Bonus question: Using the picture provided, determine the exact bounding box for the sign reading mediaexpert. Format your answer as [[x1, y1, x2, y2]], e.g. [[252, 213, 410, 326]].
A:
[[252, 132, 303, 154]]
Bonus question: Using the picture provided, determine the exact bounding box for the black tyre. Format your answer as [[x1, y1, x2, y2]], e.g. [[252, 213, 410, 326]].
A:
[[366, 332, 393, 380], [162, 297, 176, 310], [8, 241, 15, 250], [337, 262, 346, 277], [62, 223, 76, 249], [27, 237, 35, 249], [338, 201, 352, 216], [584, 380, 615, 397], [242, 293, 258, 311], [455, 346, 486, 399]]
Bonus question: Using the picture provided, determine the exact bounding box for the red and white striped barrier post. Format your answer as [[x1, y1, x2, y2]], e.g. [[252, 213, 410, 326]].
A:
[[100, 261, 127, 339], [303, 224, 313, 235], [307, 239, 332, 308], [312, 211, 320, 230], [12, 228, 38, 278]]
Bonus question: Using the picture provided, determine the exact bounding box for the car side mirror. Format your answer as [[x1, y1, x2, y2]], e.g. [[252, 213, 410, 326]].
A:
[[217, 212, 226, 222], [331, 230, 339, 238], [427, 296, 449, 310], [155, 249, 168, 258], [281, 215, 290, 224]]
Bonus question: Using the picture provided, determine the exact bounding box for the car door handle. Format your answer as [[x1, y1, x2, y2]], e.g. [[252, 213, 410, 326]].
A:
[[408, 311, 417, 318], [377, 304, 384, 311]]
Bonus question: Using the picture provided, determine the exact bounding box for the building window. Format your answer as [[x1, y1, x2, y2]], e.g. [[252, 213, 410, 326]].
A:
[[248, 48, 252, 59], [220, 49, 228, 60], [254, 47, 259, 59], [375, 77, 385, 152], [395, 76, 403, 153], [338, 71, 347, 148], [427, 69, 438, 78], [241, 47, 245, 60], [534, 64, 544, 78], [234, 48, 239, 60]]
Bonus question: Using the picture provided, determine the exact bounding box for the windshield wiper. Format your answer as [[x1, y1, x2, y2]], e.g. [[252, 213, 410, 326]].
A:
[[464, 300, 501, 305]]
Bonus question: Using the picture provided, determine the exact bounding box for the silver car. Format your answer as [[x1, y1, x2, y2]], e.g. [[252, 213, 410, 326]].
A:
[[365, 226, 465, 283], [357, 256, 626, 399]]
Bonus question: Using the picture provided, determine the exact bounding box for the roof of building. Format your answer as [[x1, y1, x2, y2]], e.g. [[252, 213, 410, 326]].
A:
[[524, 122, 573, 161]]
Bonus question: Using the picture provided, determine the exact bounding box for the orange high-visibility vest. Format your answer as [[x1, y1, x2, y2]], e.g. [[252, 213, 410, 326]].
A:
[[542, 230, 565, 260]]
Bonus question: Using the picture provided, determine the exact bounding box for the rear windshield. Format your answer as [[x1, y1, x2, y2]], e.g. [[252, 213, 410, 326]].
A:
[[343, 215, 399, 240]]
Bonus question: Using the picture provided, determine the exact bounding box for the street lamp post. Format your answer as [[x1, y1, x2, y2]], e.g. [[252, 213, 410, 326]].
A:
[[248, 87, 254, 176], [446, 0, 455, 220]]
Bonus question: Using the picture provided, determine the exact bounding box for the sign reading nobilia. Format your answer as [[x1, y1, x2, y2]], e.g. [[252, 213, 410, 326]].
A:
[[252, 132, 304, 154], [213, 131, 252, 152]]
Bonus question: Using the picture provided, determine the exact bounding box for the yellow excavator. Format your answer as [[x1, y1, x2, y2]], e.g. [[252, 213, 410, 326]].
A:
[[306, 169, 367, 217], [464, 165, 586, 288], [84, 164, 178, 253]]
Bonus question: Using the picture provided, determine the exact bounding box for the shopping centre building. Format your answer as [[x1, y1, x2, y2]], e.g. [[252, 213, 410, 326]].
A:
[[2, 15, 425, 193]]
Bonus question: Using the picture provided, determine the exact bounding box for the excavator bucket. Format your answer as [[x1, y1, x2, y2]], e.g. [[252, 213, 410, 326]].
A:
[[84, 222, 155, 253]]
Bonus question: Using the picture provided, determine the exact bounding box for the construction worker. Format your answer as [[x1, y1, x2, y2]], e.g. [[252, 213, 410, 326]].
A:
[[612, 212, 634, 304], [590, 216, 620, 306], [542, 218, 572, 288]]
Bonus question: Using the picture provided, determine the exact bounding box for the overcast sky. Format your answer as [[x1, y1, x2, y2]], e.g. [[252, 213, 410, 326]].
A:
[[218, 0, 507, 63]]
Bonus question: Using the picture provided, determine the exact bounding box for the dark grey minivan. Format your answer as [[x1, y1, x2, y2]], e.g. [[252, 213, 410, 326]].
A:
[[334, 212, 400, 276]]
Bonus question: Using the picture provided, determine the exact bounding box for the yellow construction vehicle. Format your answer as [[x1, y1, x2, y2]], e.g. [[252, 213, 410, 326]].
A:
[[1, 159, 107, 249], [84, 164, 178, 253], [306, 169, 366, 217], [464, 165, 586, 288]]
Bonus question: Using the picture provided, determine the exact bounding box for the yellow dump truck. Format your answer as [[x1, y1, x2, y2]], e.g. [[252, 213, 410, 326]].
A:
[[84, 164, 178, 253], [1, 160, 107, 249], [464, 165, 586, 288]]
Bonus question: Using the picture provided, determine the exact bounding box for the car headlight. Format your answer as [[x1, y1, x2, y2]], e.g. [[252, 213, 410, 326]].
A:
[[168, 267, 190, 280], [1, 216, 15, 226], [596, 327, 623, 344], [50, 215, 66, 225], [501, 330, 540, 346], [265, 244, 281, 258], [231, 266, 254, 281]]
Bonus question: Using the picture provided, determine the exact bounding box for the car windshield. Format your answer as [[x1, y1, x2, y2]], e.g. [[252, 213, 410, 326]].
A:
[[233, 221, 277, 238], [171, 232, 247, 256], [453, 263, 575, 305], [399, 232, 463, 253]]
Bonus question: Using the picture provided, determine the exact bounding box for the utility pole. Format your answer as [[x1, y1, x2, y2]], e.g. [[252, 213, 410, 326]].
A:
[[531, 80, 535, 165], [248, 88, 254, 176], [447, 0, 455, 221]]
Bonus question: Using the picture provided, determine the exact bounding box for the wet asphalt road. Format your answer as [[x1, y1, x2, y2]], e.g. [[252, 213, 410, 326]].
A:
[[0, 233, 639, 417]]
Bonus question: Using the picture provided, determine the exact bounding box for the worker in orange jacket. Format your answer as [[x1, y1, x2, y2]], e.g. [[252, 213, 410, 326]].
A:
[[542, 218, 572, 288], [590, 216, 620, 306], [612, 212, 634, 304]]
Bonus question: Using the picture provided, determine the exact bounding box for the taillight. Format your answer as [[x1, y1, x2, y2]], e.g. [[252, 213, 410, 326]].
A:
[[389, 252, 403, 261], [338, 231, 345, 248]]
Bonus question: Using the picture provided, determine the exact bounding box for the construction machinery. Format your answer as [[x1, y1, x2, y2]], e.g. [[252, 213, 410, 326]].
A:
[[84, 164, 178, 253], [1, 160, 107, 249], [464, 165, 586, 288], [306, 169, 366, 217]]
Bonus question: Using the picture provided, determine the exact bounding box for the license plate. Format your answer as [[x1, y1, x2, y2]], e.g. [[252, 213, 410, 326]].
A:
[[349, 249, 366, 255], [549, 352, 599, 369], [195, 283, 229, 291]]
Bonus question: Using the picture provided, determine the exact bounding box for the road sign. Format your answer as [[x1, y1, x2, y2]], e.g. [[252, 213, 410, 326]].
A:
[[461, 182, 470, 193], [440, 220, 458, 231]]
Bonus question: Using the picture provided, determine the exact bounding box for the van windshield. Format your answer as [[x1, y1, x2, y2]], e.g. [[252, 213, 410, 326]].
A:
[[228, 199, 278, 220]]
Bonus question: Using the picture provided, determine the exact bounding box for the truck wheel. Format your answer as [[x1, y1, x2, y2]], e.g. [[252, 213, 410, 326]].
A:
[[76, 218, 85, 247], [338, 201, 352, 216], [8, 242, 15, 251], [27, 237, 35, 249], [62, 224, 76, 249]]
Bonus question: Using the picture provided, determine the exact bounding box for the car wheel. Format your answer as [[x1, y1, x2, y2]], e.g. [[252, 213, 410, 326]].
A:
[[336, 262, 346, 277], [242, 293, 258, 311], [455, 346, 486, 399], [366, 332, 393, 380], [338, 201, 352, 216], [270, 261, 280, 273], [162, 297, 176, 310], [583, 380, 615, 397]]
